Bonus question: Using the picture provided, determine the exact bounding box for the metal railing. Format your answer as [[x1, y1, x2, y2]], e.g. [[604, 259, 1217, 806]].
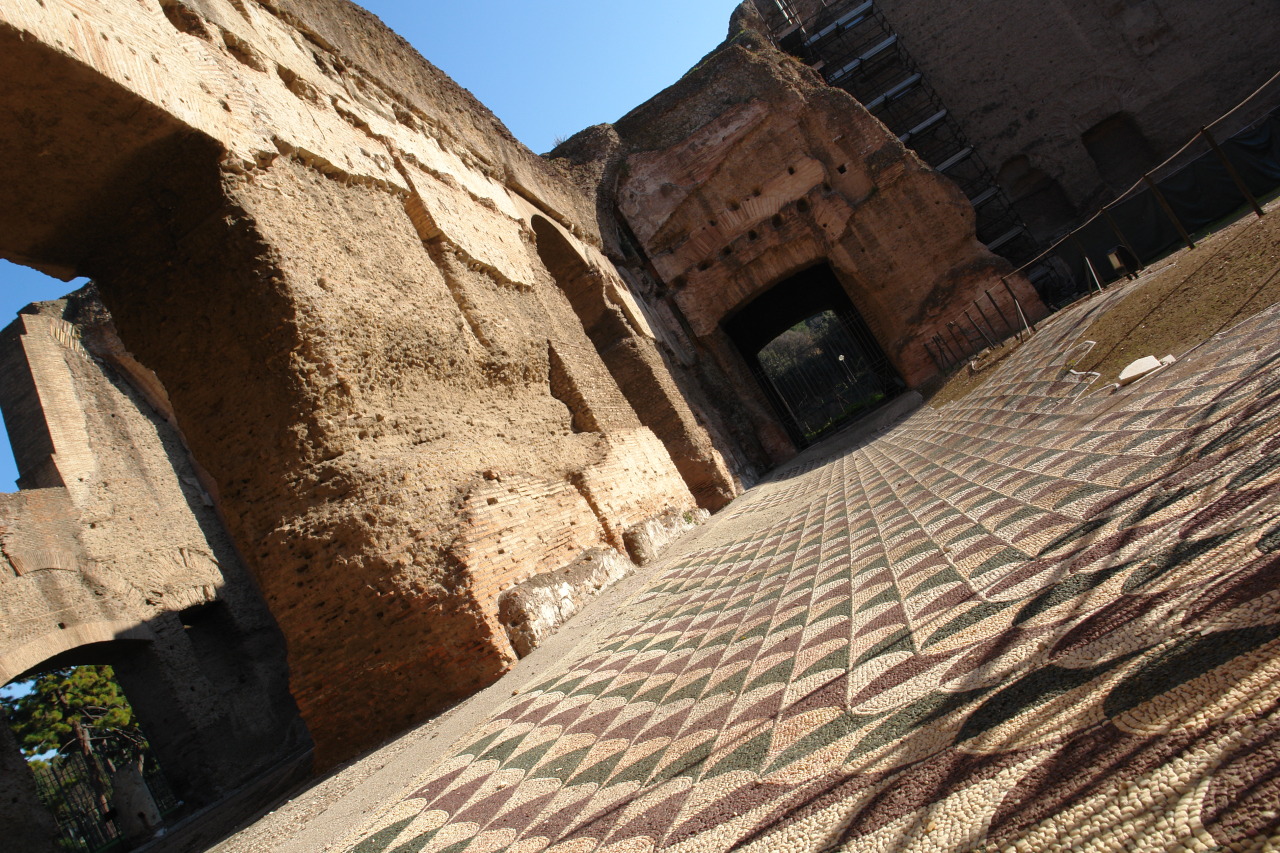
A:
[[754, 311, 904, 446], [1001, 68, 1280, 304]]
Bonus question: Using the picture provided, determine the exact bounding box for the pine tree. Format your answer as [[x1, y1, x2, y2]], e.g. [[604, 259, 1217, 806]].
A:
[[3, 665, 147, 817], [4, 665, 144, 761]]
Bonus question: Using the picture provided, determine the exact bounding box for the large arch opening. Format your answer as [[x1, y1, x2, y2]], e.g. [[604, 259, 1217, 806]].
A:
[[2, 659, 180, 851], [0, 19, 312, 781], [724, 264, 903, 448]]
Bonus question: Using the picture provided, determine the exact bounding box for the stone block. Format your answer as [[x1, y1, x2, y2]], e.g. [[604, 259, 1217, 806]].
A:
[[497, 547, 632, 658], [623, 506, 710, 566], [1119, 355, 1164, 385]]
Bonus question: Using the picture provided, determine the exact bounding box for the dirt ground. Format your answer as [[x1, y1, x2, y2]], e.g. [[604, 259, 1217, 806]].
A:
[[926, 195, 1280, 407]]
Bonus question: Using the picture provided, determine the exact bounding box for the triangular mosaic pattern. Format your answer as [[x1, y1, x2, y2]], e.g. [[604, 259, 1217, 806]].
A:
[[345, 296, 1280, 853]]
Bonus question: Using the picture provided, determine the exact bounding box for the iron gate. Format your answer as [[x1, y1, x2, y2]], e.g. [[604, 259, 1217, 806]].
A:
[[754, 310, 903, 447], [28, 750, 179, 852]]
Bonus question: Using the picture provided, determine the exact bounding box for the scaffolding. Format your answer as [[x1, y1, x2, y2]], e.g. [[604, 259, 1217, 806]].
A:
[[763, 0, 1061, 295]]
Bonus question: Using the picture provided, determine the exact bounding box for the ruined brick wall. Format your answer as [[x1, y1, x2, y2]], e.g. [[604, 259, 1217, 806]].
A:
[[756, 0, 1280, 238], [0, 0, 708, 768], [0, 0, 1051, 779], [554, 17, 1041, 468], [0, 719, 58, 851]]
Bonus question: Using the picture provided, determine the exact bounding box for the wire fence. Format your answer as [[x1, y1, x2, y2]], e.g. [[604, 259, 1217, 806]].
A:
[[923, 279, 1040, 372]]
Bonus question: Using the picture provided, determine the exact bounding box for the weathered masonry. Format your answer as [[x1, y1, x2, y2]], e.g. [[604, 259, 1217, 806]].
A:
[[550, 20, 1042, 464], [754, 0, 1280, 246], [0, 294, 309, 851], [0, 1, 1032, 841]]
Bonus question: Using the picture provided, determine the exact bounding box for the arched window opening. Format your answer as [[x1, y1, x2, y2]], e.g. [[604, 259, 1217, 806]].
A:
[[998, 156, 1079, 240], [2, 664, 179, 852], [725, 264, 903, 447], [1083, 113, 1158, 194]]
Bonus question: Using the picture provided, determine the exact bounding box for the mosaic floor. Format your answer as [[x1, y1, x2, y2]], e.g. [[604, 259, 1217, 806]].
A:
[[345, 292, 1280, 852]]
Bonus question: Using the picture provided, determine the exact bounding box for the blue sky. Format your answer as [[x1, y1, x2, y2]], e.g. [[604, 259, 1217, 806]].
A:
[[0, 0, 743, 490]]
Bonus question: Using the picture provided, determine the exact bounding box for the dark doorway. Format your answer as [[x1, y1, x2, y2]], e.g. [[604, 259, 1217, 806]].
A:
[[998, 156, 1079, 241], [725, 264, 903, 448]]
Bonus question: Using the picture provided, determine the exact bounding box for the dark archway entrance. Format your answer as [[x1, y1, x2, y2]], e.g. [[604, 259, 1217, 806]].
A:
[[3, 656, 180, 852], [725, 264, 903, 448]]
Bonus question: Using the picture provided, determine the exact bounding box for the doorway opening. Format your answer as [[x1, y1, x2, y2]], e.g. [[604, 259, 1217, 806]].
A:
[[725, 264, 903, 448], [2, 664, 179, 852]]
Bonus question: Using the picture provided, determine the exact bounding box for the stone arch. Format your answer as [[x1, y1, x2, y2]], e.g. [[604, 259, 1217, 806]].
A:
[[1, 636, 189, 851], [5, 629, 232, 813], [0, 621, 154, 688]]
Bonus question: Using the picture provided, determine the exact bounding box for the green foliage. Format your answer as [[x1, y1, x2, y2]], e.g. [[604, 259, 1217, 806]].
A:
[[3, 665, 145, 762], [758, 311, 840, 375]]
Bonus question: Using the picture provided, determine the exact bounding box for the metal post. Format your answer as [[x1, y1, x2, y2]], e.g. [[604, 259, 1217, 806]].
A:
[[1142, 173, 1196, 250], [987, 287, 1013, 334], [1003, 278, 1036, 332], [924, 341, 945, 372], [1069, 233, 1104, 294], [947, 322, 970, 358], [1102, 207, 1143, 272], [762, 370, 804, 437], [1201, 126, 1265, 219], [935, 334, 959, 364], [964, 309, 996, 348], [1086, 254, 1108, 294], [972, 299, 1002, 343]]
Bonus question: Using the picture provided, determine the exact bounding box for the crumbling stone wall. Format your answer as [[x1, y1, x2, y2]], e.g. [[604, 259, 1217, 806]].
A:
[[0, 293, 308, 832], [553, 13, 1042, 468], [0, 0, 1044, 782], [0, 0, 713, 768], [873, 0, 1280, 213]]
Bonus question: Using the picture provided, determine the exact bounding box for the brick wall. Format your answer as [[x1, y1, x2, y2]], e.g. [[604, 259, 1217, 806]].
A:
[[456, 472, 611, 658]]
